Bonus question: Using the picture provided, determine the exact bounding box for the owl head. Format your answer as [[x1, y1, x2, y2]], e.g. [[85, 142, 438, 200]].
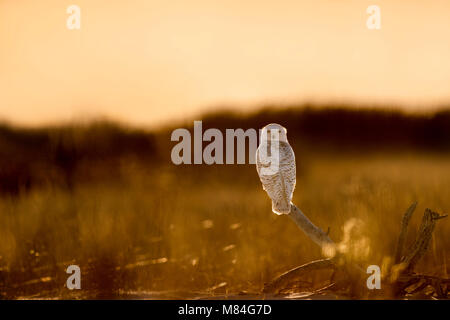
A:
[[260, 123, 288, 142]]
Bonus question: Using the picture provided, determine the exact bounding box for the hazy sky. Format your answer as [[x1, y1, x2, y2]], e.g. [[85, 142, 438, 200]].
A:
[[1, 0, 450, 127]]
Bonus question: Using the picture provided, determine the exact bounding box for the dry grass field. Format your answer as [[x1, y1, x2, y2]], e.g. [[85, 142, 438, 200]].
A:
[[0, 108, 449, 299]]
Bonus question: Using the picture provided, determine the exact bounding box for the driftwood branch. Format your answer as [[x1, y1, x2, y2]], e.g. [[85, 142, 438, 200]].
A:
[[395, 273, 450, 298], [288, 203, 335, 252], [264, 203, 352, 294], [389, 206, 448, 297], [400, 208, 448, 273], [263, 203, 337, 293], [394, 202, 417, 263], [263, 259, 335, 294], [264, 201, 448, 298]]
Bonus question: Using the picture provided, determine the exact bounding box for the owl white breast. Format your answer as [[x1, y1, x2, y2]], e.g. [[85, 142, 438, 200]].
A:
[[256, 124, 296, 215]]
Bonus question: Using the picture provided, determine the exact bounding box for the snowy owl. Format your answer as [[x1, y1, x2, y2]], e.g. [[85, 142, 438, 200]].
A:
[[256, 123, 296, 215]]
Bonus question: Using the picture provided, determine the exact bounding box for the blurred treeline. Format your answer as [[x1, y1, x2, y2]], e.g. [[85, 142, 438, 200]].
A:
[[0, 121, 157, 195], [1, 107, 450, 196]]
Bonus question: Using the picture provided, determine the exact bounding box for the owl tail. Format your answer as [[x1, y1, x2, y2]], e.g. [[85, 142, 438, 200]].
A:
[[272, 199, 291, 215]]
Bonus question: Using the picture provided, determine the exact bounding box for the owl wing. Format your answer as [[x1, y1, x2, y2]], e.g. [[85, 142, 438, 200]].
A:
[[279, 141, 296, 204]]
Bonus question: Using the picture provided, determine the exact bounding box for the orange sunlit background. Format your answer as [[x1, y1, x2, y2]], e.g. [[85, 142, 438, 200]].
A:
[[1, 0, 450, 127], [1, 1, 449, 300]]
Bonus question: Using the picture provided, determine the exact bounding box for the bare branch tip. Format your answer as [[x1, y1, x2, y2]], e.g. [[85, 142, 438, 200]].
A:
[[434, 214, 448, 220]]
